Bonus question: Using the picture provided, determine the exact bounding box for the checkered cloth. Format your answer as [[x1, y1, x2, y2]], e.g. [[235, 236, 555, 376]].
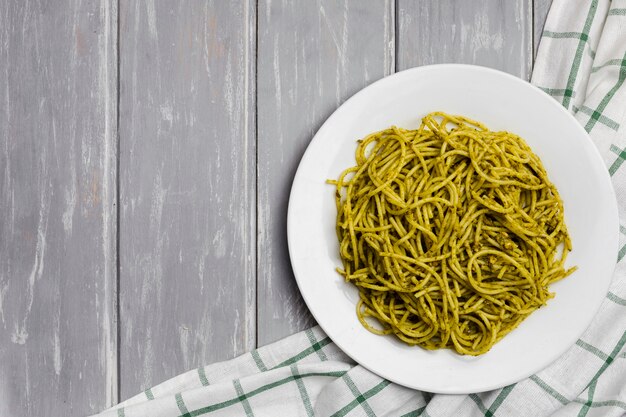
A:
[[93, 0, 626, 415]]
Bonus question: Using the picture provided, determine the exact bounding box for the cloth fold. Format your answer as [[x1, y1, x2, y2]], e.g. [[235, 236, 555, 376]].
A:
[[94, 0, 626, 415]]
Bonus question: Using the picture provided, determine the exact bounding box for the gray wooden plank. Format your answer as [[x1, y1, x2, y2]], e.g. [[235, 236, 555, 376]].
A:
[[534, 0, 554, 58], [118, 0, 256, 398], [398, 0, 533, 80], [257, 0, 395, 345], [0, 0, 118, 415]]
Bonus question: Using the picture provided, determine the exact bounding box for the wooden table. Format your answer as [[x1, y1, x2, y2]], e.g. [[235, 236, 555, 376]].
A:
[[0, 1, 552, 415]]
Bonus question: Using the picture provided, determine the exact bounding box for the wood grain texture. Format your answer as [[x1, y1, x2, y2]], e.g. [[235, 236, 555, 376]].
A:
[[534, 0, 554, 57], [0, 0, 118, 415], [256, 0, 395, 345], [0, 0, 543, 412], [118, 0, 256, 399], [398, 0, 533, 80]]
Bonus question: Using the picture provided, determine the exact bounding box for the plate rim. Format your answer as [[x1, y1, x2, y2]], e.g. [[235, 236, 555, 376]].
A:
[[286, 63, 620, 393]]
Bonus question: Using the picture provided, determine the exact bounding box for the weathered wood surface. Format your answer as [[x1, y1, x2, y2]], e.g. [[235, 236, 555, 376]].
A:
[[0, 1, 552, 414], [534, 0, 554, 56], [256, 0, 395, 345], [118, 0, 256, 399], [398, 0, 533, 80], [0, 0, 117, 415]]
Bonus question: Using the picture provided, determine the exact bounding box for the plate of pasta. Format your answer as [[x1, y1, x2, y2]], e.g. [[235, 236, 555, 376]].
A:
[[287, 64, 619, 393]]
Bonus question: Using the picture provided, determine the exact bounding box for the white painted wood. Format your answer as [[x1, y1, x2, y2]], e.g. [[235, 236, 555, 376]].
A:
[[398, 0, 533, 80], [256, 0, 395, 345], [118, 0, 256, 399], [0, 0, 118, 415]]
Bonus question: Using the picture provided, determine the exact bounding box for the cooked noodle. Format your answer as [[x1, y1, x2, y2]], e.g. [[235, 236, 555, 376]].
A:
[[328, 112, 575, 356]]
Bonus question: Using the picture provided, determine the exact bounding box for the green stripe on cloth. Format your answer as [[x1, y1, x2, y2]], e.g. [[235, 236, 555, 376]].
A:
[[561, 0, 599, 108], [330, 379, 391, 417], [584, 52, 626, 132], [176, 393, 190, 416], [619, 243, 626, 263], [543, 31, 587, 39], [469, 388, 516, 417], [117, 408, 126, 417], [619, 225, 626, 263], [607, 291, 626, 306], [530, 375, 569, 405], [197, 367, 210, 387], [575, 339, 609, 361], [577, 379, 598, 417], [400, 406, 427, 417], [251, 350, 268, 372], [609, 145, 626, 176], [573, 105, 620, 130], [145, 388, 155, 400], [574, 399, 626, 410], [538, 86, 576, 99], [187, 371, 347, 417], [291, 364, 314, 417], [340, 374, 377, 417], [273, 337, 332, 369], [541, 32, 596, 59], [617, 245, 626, 262], [587, 331, 626, 382], [305, 329, 328, 361], [571, 330, 626, 417], [469, 394, 488, 414], [592, 58, 625, 73], [486, 384, 516, 416], [608, 8, 626, 15], [234, 380, 255, 417]]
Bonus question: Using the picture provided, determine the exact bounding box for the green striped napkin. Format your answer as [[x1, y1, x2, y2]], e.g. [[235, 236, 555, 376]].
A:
[[94, 0, 626, 415]]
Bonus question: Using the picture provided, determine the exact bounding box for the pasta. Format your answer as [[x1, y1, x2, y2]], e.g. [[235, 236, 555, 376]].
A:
[[328, 112, 576, 356]]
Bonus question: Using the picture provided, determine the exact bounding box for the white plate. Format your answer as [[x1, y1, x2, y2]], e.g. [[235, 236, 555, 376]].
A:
[[287, 64, 619, 394]]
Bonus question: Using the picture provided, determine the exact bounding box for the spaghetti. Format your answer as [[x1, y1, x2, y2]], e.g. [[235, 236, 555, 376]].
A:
[[329, 112, 575, 356]]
